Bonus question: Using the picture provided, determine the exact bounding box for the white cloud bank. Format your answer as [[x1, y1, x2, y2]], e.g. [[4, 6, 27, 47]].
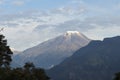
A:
[[0, 0, 120, 51]]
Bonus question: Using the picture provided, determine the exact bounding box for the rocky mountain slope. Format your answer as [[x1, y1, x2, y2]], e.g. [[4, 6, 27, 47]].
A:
[[47, 36, 120, 80], [12, 31, 91, 69]]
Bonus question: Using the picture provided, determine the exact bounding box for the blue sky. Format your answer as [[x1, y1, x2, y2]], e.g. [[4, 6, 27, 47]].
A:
[[0, 0, 69, 14], [0, 0, 120, 51], [1, 0, 120, 14]]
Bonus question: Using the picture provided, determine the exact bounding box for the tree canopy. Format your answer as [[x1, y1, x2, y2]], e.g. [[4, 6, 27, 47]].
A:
[[114, 72, 120, 80], [0, 34, 13, 68], [0, 34, 50, 80]]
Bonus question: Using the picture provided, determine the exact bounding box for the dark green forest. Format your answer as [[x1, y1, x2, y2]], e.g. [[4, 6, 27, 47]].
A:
[[0, 34, 49, 80], [114, 72, 120, 80]]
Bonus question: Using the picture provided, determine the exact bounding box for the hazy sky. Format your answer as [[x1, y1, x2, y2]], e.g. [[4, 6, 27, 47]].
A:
[[0, 0, 120, 51]]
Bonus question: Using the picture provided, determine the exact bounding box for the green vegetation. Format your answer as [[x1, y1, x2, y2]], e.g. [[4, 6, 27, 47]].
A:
[[0, 62, 49, 80], [0, 34, 49, 80], [0, 34, 13, 68], [114, 72, 120, 80]]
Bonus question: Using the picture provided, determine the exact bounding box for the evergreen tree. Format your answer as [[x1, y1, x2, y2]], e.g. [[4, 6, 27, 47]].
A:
[[0, 33, 50, 80], [23, 62, 50, 80], [0, 34, 13, 68], [114, 72, 120, 80], [24, 62, 35, 70]]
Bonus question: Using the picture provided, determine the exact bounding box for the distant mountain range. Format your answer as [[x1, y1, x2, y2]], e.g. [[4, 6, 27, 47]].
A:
[[47, 36, 120, 80], [12, 31, 91, 69]]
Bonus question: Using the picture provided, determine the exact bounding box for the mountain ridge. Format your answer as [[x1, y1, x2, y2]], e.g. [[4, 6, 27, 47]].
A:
[[12, 31, 91, 69], [47, 36, 120, 80]]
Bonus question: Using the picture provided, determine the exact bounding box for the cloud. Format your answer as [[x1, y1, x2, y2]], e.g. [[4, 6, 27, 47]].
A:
[[0, 12, 79, 50], [51, 6, 86, 16], [12, 0, 25, 6], [0, 0, 120, 51], [0, 0, 30, 6], [1, 13, 120, 51], [34, 15, 120, 40], [84, 26, 120, 40], [34, 15, 120, 33], [0, 0, 3, 4]]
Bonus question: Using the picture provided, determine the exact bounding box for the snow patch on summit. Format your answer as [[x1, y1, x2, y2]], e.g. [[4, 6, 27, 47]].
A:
[[66, 31, 80, 34], [64, 31, 88, 40], [65, 31, 79, 35]]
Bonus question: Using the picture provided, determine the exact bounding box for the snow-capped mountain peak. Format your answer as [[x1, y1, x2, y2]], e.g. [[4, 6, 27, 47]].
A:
[[64, 31, 90, 41], [64, 31, 84, 37], [66, 31, 80, 34], [13, 31, 91, 69], [64, 31, 80, 36]]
